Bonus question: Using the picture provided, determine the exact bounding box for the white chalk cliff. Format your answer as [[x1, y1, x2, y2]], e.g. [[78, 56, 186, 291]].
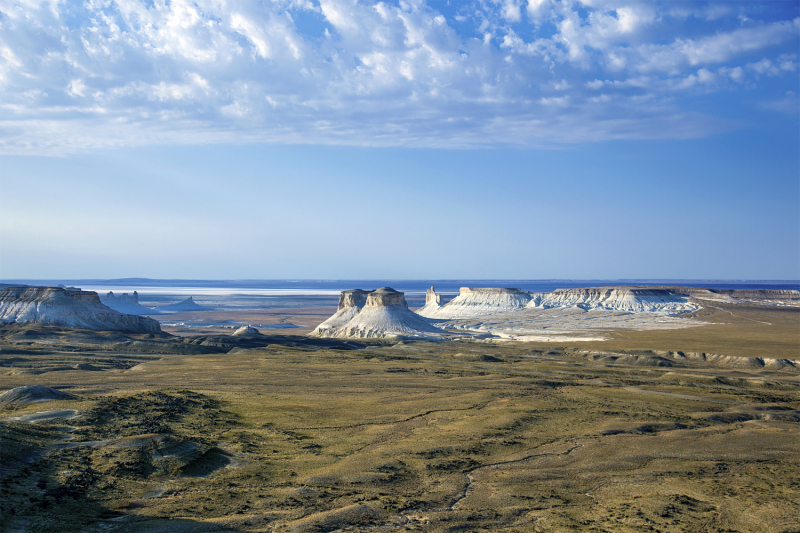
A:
[[0, 286, 161, 333], [528, 287, 699, 314], [312, 289, 371, 335], [417, 287, 533, 319], [312, 287, 445, 339]]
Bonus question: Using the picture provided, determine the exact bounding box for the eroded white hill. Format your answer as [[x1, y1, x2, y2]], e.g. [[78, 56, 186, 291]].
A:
[[0, 286, 161, 333], [528, 287, 699, 313], [312, 287, 445, 339], [417, 287, 533, 319], [311, 289, 370, 336]]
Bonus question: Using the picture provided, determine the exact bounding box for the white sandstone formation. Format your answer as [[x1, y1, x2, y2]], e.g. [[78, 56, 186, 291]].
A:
[[528, 287, 698, 314], [417, 287, 533, 319], [232, 325, 263, 337], [311, 289, 370, 335], [0, 286, 161, 333], [415, 286, 443, 315], [312, 287, 445, 339], [100, 291, 160, 315]]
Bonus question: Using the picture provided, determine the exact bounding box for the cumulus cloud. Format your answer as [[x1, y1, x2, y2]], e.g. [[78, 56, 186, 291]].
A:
[[0, 0, 797, 153]]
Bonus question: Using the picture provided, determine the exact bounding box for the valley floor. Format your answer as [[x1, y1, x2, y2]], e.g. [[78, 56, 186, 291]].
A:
[[0, 303, 798, 532]]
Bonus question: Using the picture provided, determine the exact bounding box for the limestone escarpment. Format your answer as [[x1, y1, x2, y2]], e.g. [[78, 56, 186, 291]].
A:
[[312, 287, 445, 339], [0, 286, 161, 333], [528, 287, 698, 314], [526, 286, 799, 312], [678, 287, 800, 306], [417, 287, 533, 319]]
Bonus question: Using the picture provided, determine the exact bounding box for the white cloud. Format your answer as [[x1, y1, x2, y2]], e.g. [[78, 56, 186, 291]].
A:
[[0, 0, 797, 153], [758, 91, 800, 114], [68, 79, 86, 97]]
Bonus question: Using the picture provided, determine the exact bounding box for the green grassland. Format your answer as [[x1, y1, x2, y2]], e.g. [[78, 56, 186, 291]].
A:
[[0, 304, 798, 532]]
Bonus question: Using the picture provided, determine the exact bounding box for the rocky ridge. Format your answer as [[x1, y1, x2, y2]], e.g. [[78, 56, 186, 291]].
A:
[[528, 287, 698, 313], [417, 285, 800, 320], [417, 287, 534, 319], [0, 286, 161, 333]]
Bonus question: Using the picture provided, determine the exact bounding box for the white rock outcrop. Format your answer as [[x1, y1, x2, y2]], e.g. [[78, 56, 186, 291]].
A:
[[415, 286, 443, 316], [528, 287, 698, 313], [312, 287, 445, 339], [0, 286, 161, 333], [312, 289, 371, 335], [417, 287, 533, 319], [232, 325, 263, 337], [100, 291, 160, 315]]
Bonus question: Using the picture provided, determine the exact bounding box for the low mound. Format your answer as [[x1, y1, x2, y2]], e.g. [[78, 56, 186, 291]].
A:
[[92, 434, 213, 477], [288, 503, 387, 533], [313, 288, 446, 339], [73, 363, 102, 371], [232, 325, 263, 337], [0, 385, 76, 406], [418, 287, 533, 319], [158, 297, 214, 312], [0, 286, 161, 333]]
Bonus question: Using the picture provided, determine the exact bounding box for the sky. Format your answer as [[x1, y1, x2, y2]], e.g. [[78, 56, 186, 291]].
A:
[[0, 0, 798, 280]]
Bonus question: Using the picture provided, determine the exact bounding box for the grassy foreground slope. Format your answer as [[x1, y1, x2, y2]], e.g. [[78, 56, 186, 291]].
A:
[[0, 304, 798, 532]]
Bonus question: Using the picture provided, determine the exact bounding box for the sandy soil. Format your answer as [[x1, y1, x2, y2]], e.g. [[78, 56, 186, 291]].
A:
[[146, 307, 337, 337]]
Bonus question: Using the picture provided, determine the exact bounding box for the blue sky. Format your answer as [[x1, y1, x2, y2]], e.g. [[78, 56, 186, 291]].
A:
[[0, 0, 798, 279]]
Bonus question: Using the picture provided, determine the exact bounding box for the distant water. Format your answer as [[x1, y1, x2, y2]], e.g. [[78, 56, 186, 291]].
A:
[[4, 279, 798, 310]]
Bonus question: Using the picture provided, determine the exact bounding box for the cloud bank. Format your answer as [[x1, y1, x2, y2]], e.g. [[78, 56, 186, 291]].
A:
[[0, 0, 797, 153]]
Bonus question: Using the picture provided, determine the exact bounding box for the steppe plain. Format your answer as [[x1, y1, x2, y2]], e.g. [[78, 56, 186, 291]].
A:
[[1, 301, 799, 533]]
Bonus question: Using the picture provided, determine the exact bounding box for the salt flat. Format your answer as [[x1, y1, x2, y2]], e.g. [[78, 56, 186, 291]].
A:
[[436, 306, 707, 341]]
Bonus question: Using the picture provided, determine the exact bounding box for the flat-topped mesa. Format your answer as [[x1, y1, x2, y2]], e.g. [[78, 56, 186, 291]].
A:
[[0, 286, 161, 333], [365, 287, 407, 307], [671, 287, 800, 306], [528, 287, 698, 314], [311, 287, 445, 339], [338, 289, 370, 311], [311, 289, 371, 335], [417, 287, 533, 319]]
